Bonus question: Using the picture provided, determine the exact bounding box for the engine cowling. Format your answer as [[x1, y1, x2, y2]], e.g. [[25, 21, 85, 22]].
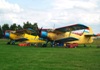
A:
[[40, 31, 48, 38], [5, 32, 10, 38]]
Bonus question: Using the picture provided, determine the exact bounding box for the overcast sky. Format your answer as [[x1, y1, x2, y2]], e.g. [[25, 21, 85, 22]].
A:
[[0, 0, 100, 33]]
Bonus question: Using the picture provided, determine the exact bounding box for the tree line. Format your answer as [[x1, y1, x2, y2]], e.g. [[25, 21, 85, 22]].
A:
[[0, 21, 38, 38]]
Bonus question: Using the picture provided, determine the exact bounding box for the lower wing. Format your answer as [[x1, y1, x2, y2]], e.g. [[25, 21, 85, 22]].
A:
[[55, 37, 78, 43], [15, 38, 28, 42]]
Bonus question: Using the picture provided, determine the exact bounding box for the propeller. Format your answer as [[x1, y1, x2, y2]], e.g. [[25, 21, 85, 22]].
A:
[[38, 27, 43, 37]]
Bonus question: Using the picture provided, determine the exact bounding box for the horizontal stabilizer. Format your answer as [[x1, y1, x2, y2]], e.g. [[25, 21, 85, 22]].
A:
[[55, 37, 78, 43], [85, 34, 97, 37]]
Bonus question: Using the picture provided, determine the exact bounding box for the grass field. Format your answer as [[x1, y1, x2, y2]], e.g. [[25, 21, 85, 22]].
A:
[[0, 39, 100, 70]]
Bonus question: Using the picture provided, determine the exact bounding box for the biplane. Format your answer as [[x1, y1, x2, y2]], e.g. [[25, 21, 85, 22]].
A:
[[34, 24, 96, 47], [4, 29, 45, 45]]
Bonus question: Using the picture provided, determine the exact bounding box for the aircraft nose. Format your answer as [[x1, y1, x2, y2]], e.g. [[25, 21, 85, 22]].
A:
[[5, 32, 10, 38], [41, 31, 48, 38]]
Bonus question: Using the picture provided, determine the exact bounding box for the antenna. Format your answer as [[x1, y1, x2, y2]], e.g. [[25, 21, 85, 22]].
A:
[[53, 23, 55, 29], [48, 24, 56, 32]]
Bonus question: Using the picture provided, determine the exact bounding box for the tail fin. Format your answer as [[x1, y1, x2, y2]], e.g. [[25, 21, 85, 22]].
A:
[[88, 27, 93, 34]]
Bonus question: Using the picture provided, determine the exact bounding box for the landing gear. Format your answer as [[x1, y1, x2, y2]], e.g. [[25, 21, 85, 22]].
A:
[[7, 40, 11, 45], [7, 40, 15, 45], [7, 42, 11, 45], [42, 40, 55, 47], [50, 41, 56, 47], [11, 41, 15, 45], [42, 40, 49, 47], [42, 44, 47, 47], [84, 44, 86, 47]]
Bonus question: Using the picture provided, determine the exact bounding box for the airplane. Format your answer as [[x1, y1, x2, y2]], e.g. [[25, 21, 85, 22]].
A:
[[4, 29, 45, 46], [33, 24, 96, 47]]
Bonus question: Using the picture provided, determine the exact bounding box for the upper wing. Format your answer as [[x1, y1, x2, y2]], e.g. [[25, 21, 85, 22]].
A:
[[15, 38, 28, 42], [16, 29, 33, 34], [55, 37, 78, 43], [54, 24, 89, 33]]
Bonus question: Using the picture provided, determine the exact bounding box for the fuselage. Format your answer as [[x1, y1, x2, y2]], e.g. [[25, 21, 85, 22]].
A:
[[40, 27, 94, 44], [5, 32, 45, 43]]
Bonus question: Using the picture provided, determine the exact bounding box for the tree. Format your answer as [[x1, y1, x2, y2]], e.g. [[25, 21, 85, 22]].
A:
[[23, 21, 33, 29], [2, 23, 9, 32], [2, 24, 10, 37], [23, 22, 39, 35], [10, 23, 17, 30], [32, 23, 39, 36], [0, 26, 3, 38], [17, 25, 22, 30], [32, 23, 38, 30]]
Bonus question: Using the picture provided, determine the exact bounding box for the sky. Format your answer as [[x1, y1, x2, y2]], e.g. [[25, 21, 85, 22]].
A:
[[0, 0, 100, 33]]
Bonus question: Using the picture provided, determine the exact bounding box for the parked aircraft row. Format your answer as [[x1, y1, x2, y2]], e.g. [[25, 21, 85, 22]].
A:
[[4, 24, 96, 47]]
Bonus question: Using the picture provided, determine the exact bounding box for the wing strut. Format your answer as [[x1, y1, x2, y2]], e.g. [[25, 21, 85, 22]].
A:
[[81, 29, 85, 35], [69, 29, 72, 37]]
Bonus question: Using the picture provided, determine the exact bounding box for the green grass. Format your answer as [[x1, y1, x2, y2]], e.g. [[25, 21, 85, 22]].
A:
[[0, 39, 100, 70]]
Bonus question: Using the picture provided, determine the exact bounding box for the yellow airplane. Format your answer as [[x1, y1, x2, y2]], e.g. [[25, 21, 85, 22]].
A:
[[34, 24, 96, 47], [4, 29, 45, 45]]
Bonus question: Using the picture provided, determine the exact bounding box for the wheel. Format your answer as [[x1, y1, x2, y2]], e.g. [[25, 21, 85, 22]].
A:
[[42, 44, 47, 47], [11, 41, 15, 45], [7, 42, 10, 45]]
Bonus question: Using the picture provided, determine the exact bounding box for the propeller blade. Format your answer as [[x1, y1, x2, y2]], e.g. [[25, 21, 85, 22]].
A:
[[38, 27, 43, 37]]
